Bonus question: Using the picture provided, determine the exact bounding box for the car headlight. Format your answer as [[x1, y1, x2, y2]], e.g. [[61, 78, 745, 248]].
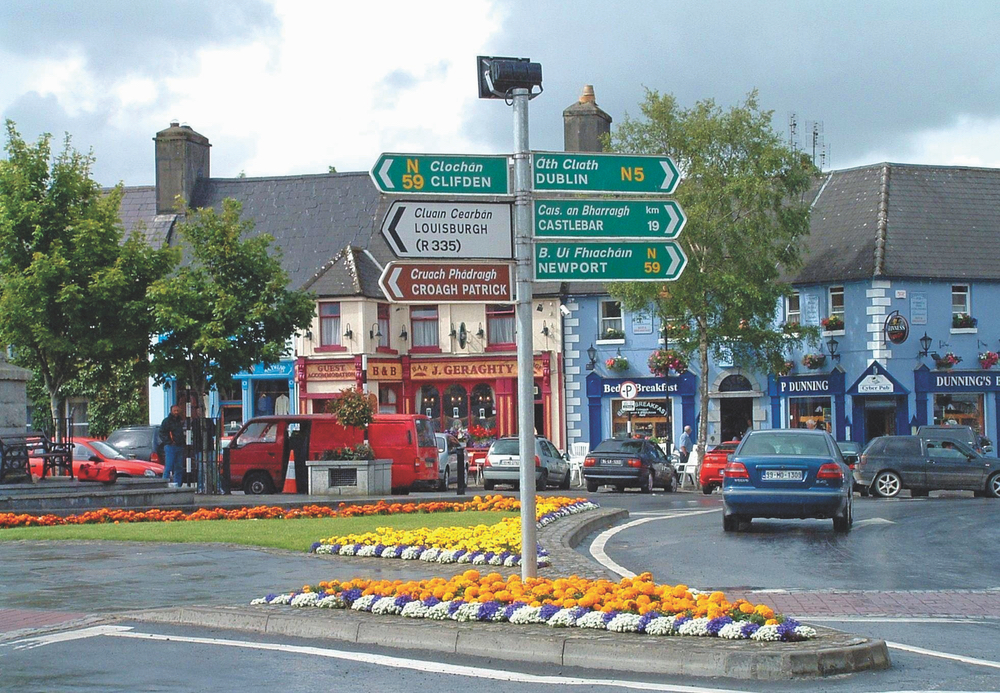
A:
[[144, 469, 156, 477]]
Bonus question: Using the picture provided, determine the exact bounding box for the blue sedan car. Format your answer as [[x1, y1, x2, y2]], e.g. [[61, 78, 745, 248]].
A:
[[722, 429, 853, 533]]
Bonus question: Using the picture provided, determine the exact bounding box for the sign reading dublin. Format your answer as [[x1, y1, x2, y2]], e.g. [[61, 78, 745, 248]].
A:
[[531, 152, 680, 194]]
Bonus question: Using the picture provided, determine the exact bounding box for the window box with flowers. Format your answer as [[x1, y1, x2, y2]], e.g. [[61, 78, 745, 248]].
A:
[[979, 351, 999, 370], [801, 353, 827, 370], [934, 352, 962, 370], [648, 349, 687, 376], [597, 327, 625, 344], [951, 313, 978, 334], [605, 354, 629, 372], [820, 315, 844, 335]]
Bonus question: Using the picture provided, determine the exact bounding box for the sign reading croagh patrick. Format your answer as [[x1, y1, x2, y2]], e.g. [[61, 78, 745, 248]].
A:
[[534, 241, 687, 282], [380, 200, 513, 259], [371, 153, 510, 195], [379, 261, 513, 303], [531, 152, 680, 194]]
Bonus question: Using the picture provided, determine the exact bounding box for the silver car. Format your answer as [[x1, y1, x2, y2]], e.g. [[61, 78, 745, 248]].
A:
[[434, 433, 461, 491], [483, 435, 571, 491]]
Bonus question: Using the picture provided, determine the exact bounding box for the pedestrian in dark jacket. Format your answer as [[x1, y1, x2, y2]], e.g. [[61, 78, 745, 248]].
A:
[[159, 405, 185, 487]]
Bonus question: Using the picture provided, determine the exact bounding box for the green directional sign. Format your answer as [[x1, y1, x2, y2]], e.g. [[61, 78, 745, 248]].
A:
[[531, 152, 680, 194], [533, 199, 686, 239], [534, 241, 687, 282], [371, 153, 510, 195]]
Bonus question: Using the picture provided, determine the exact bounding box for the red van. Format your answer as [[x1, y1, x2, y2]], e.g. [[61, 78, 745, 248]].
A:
[[225, 414, 439, 494]]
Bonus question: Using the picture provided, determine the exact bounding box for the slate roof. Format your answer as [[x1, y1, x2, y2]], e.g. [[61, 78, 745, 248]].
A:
[[794, 163, 1000, 283], [302, 246, 384, 297], [118, 186, 178, 249]]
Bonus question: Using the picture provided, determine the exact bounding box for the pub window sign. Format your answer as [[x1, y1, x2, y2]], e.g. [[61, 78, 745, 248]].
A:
[[884, 310, 909, 345]]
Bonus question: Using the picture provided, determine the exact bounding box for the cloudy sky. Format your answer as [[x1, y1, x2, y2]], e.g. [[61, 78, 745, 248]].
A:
[[1, 0, 998, 186]]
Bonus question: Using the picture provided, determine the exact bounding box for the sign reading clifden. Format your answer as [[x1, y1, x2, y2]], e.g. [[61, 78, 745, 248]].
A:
[[379, 261, 514, 304], [534, 241, 687, 282], [531, 152, 680, 194], [371, 153, 510, 195], [533, 199, 685, 240], [380, 200, 513, 259]]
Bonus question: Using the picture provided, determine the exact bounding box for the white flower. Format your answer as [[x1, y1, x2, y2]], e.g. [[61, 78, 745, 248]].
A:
[[356, 545, 378, 557], [457, 552, 472, 563], [371, 596, 404, 615], [794, 625, 818, 640], [316, 595, 346, 609], [678, 617, 711, 637], [401, 601, 429, 619], [338, 545, 357, 556], [508, 606, 544, 625], [471, 554, 487, 565], [606, 613, 642, 633], [269, 593, 294, 605], [314, 544, 334, 555], [453, 603, 482, 622], [350, 594, 378, 612], [751, 624, 780, 641], [400, 546, 423, 560], [438, 549, 458, 563], [290, 592, 320, 607], [644, 617, 678, 636], [419, 548, 442, 562], [717, 623, 747, 639], [249, 597, 269, 606], [425, 601, 454, 620], [503, 555, 519, 567], [380, 545, 398, 558], [546, 608, 579, 628], [488, 555, 503, 566], [576, 612, 608, 630]]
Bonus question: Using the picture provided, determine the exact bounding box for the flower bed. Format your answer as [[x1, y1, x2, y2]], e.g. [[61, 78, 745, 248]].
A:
[[252, 571, 816, 642], [0, 494, 579, 530], [310, 499, 598, 567]]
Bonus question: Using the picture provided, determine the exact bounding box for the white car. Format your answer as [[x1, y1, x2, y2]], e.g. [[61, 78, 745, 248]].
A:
[[482, 435, 571, 491], [434, 433, 461, 491]]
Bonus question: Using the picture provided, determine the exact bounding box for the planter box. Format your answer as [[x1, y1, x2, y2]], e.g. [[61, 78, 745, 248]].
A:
[[306, 458, 392, 496]]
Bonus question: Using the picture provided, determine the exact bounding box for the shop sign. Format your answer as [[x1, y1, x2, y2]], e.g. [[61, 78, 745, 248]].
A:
[[884, 310, 909, 345], [778, 376, 830, 395], [857, 374, 894, 394], [931, 373, 1000, 391], [910, 292, 928, 325], [367, 361, 402, 381], [410, 358, 544, 381], [304, 361, 356, 381], [603, 380, 681, 395], [243, 360, 294, 379], [616, 400, 669, 417]]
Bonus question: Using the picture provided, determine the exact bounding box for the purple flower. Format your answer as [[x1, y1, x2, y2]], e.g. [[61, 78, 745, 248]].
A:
[[776, 620, 799, 641], [503, 601, 528, 620], [538, 604, 561, 621], [393, 545, 405, 558], [498, 551, 511, 563], [329, 543, 342, 552], [636, 611, 662, 633], [572, 606, 590, 621], [674, 615, 691, 627], [447, 600, 465, 616], [341, 588, 362, 604], [741, 622, 760, 638], [602, 610, 619, 625], [373, 544, 386, 557], [394, 595, 413, 608], [309, 542, 321, 553], [477, 602, 501, 621], [483, 551, 496, 562], [707, 616, 733, 636], [423, 596, 441, 607], [263, 593, 278, 603], [453, 549, 467, 559]]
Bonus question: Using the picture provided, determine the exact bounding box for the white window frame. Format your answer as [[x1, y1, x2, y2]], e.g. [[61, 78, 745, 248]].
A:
[[785, 292, 801, 325], [952, 284, 970, 318], [598, 300, 624, 341], [828, 286, 845, 319]]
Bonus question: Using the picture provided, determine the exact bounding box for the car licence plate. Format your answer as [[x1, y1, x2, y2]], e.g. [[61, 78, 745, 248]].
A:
[[599, 459, 622, 466], [761, 470, 803, 481], [495, 459, 518, 466]]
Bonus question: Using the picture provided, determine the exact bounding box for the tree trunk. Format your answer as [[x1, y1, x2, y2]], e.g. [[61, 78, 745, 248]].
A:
[[694, 318, 710, 484], [49, 391, 62, 441]]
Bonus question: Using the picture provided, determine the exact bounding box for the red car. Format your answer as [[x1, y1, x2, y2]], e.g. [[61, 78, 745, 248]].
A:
[[699, 440, 740, 494], [30, 438, 164, 481]]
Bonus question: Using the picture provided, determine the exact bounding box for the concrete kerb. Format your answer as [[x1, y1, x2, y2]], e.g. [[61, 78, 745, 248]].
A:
[[119, 506, 891, 680]]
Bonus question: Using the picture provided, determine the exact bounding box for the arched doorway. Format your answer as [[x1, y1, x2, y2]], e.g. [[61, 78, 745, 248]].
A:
[[718, 374, 753, 441]]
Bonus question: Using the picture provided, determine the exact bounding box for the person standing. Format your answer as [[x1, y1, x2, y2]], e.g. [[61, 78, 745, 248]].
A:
[[159, 404, 185, 488], [677, 425, 693, 486]]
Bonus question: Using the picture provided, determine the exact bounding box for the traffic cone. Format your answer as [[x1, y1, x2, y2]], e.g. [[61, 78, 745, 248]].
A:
[[282, 459, 298, 494]]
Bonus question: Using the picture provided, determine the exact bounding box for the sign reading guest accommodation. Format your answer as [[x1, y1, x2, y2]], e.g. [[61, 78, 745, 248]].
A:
[[371, 153, 510, 195], [379, 261, 514, 303], [380, 201, 513, 259], [531, 152, 680, 194], [534, 241, 686, 282], [304, 361, 355, 381], [533, 199, 686, 239]]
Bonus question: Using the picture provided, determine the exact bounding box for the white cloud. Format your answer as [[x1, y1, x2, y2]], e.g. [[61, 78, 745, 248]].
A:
[[843, 115, 1000, 169]]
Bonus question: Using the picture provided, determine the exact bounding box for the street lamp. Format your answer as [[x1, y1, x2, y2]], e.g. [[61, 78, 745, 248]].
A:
[[586, 344, 597, 370], [918, 332, 932, 358], [369, 323, 382, 342], [826, 336, 840, 363]]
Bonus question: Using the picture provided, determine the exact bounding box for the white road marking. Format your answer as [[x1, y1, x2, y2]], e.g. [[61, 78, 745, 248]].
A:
[[854, 517, 896, 527], [808, 616, 995, 624], [590, 510, 720, 578], [886, 641, 1000, 670], [5, 625, 133, 650], [10, 625, 750, 693]]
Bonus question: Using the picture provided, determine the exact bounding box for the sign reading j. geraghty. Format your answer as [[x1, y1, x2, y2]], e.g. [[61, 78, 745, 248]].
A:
[[380, 200, 513, 259]]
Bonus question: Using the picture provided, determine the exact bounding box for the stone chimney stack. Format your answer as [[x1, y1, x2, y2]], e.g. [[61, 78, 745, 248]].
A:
[[563, 85, 612, 153], [154, 121, 211, 214]]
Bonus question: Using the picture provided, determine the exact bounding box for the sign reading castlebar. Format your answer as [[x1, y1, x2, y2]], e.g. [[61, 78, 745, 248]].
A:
[[379, 261, 514, 304]]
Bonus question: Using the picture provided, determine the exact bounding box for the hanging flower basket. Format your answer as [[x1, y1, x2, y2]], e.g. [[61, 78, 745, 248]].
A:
[[821, 315, 844, 331], [648, 349, 686, 376], [979, 351, 998, 370], [467, 424, 497, 450], [934, 352, 962, 370], [953, 313, 977, 329], [776, 360, 795, 376], [606, 355, 629, 372], [801, 354, 827, 370]]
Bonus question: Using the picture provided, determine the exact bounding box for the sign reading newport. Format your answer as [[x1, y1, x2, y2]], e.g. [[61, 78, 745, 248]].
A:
[[533, 199, 686, 240], [531, 152, 680, 194], [380, 201, 513, 259], [534, 242, 686, 282], [379, 261, 513, 304], [371, 153, 510, 195]]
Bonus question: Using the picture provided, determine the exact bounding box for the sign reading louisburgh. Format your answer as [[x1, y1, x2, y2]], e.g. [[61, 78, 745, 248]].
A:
[[380, 200, 513, 259], [531, 152, 680, 194], [379, 261, 513, 304], [533, 199, 686, 239], [534, 242, 686, 282], [371, 153, 510, 195]]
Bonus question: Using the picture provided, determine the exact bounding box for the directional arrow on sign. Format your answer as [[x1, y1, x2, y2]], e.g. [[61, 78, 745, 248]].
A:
[[534, 241, 688, 282], [370, 153, 511, 195], [531, 152, 681, 195], [379, 200, 513, 259], [379, 261, 514, 303], [533, 199, 686, 240]]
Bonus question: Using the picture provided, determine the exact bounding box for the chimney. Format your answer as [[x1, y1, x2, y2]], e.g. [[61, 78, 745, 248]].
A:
[[563, 85, 612, 153], [154, 121, 211, 214]]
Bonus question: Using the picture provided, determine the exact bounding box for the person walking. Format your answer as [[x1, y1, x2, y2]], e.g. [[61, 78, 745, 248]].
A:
[[677, 425, 693, 485], [159, 404, 185, 488]]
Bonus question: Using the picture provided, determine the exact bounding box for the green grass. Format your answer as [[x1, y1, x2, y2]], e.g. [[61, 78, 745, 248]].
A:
[[0, 510, 517, 552]]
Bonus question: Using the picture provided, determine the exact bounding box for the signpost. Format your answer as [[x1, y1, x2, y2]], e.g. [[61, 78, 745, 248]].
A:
[[533, 199, 685, 239], [379, 261, 514, 304], [531, 152, 680, 194], [371, 153, 510, 195], [534, 241, 687, 282], [380, 200, 513, 259]]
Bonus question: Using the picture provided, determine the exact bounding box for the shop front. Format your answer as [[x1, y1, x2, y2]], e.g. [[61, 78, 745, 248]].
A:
[[295, 357, 357, 414], [847, 361, 910, 443], [585, 371, 697, 448], [233, 360, 296, 425], [769, 367, 847, 440], [913, 364, 999, 441]]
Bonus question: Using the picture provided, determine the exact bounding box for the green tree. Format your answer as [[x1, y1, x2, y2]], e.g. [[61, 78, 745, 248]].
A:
[[149, 198, 315, 407], [0, 121, 175, 433], [607, 90, 817, 454]]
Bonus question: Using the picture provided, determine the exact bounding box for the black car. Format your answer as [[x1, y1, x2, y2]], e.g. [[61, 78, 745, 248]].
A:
[[105, 425, 163, 464], [917, 425, 993, 455], [857, 435, 1000, 498], [583, 438, 677, 493]]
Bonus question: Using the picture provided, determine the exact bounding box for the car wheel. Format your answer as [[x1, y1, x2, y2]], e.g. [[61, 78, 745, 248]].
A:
[[243, 471, 275, 495], [873, 471, 902, 498], [701, 483, 714, 495], [559, 469, 571, 490], [641, 470, 654, 494], [833, 496, 853, 532], [537, 469, 548, 491], [723, 513, 744, 532], [987, 472, 1000, 498], [438, 466, 450, 492], [586, 479, 599, 493], [664, 474, 677, 493], [483, 479, 495, 491]]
